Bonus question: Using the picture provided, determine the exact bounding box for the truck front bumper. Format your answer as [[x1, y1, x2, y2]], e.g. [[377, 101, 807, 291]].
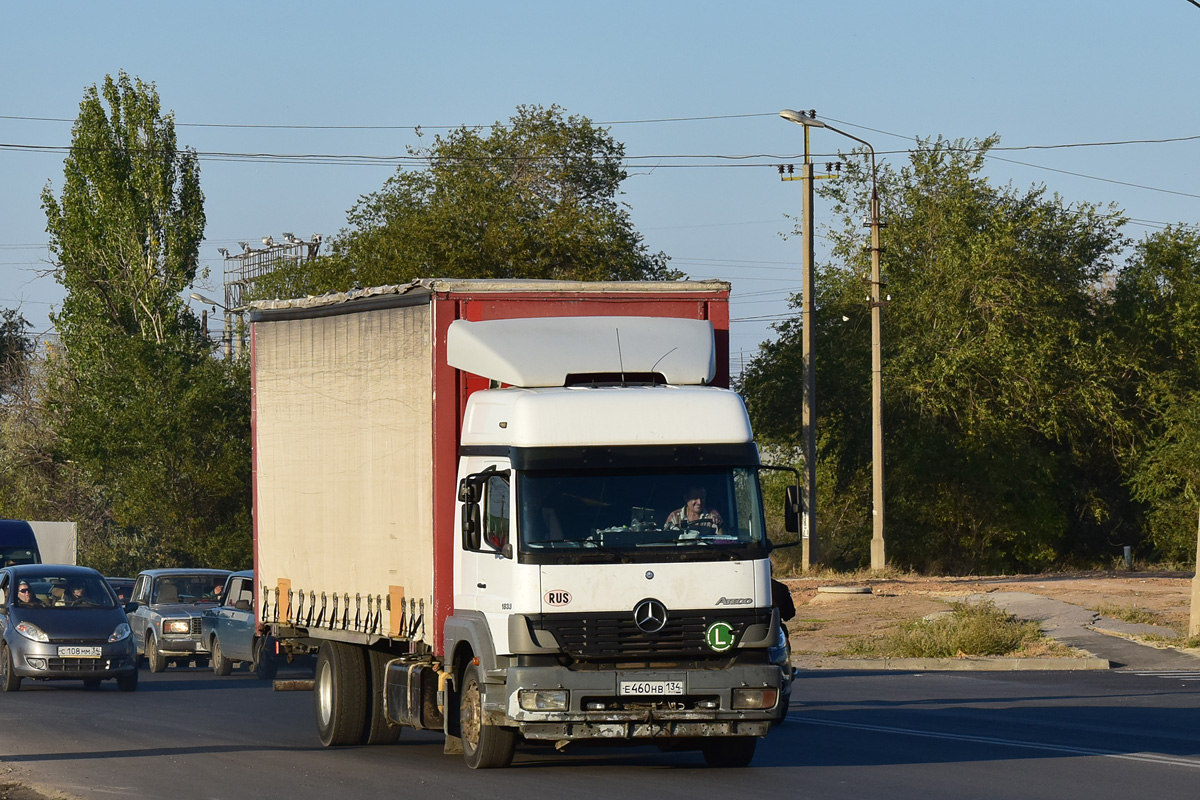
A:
[[494, 663, 784, 741]]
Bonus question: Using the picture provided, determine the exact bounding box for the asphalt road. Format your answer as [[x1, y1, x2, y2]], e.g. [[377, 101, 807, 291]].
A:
[[2, 664, 1199, 800]]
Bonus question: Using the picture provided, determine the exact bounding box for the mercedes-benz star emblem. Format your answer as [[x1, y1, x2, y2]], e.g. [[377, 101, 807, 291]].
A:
[[633, 598, 668, 634]]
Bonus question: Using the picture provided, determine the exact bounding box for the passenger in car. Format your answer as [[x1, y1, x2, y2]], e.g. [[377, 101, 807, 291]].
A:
[[15, 582, 43, 607], [65, 582, 87, 605]]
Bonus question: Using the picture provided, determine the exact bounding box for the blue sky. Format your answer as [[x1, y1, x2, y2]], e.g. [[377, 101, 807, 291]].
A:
[[3, 1, 1198, 369]]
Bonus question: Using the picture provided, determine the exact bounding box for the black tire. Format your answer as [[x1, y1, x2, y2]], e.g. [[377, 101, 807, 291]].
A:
[[211, 637, 233, 676], [364, 649, 401, 744], [459, 664, 515, 769], [117, 670, 139, 692], [147, 634, 167, 673], [251, 637, 278, 681], [701, 736, 757, 768], [314, 643, 368, 747], [83, 678, 102, 689], [0, 643, 21, 692]]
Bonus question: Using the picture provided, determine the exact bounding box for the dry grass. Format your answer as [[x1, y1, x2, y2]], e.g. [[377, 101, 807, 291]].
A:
[[838, 600, 1059, 659], [1092, 603, 1166, 626]]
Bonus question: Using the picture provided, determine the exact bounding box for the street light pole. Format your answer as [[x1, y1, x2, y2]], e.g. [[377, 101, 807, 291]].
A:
[[778, 110, 819, 571], [190, 292, 240, 360], [779, 109, 886, 571]]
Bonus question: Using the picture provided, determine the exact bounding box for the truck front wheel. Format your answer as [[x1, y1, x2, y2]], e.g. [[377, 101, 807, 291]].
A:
[[459, 664, 515, 769], [314, 642, 368, 747]]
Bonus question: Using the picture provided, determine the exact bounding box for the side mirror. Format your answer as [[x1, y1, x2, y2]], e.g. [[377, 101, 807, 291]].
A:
[[124, 601, 140, 614], [461, 503, 482, 551], [458, 477, 482, 504], [784, 484, 803, 534]]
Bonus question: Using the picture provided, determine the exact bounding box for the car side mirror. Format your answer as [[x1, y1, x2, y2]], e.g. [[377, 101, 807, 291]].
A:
[[124, 601, 139, 614]]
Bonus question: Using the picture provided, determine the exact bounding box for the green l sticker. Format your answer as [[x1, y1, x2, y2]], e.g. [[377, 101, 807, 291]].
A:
[[706, 621, 735, 652]]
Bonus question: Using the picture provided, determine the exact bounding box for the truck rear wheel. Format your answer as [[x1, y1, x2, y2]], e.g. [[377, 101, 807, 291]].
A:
[[459, 664, 515, 769], [364, 649, 401, 744], [701, 736, 757, 768], [314, 642, 368, 747]]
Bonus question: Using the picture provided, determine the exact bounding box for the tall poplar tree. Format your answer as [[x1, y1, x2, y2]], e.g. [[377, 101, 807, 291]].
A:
[[42, 72, 249, 573]]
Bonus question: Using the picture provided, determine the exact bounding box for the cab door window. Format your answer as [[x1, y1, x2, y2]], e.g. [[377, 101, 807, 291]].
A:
[[484, 474, 511, 551]]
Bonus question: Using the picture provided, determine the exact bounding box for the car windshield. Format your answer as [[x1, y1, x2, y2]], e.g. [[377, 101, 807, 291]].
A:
[[153, 576, 224, 604], [15, 573, 115, 609], [517, 466, 767, 562], [1, 545, 40, 567]]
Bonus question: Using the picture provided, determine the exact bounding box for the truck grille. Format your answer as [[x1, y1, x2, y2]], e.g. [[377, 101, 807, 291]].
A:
[[533, 608, 771, 659]]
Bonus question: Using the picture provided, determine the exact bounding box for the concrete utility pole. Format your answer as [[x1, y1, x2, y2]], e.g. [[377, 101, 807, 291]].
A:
[[780, 109, 887, 572], [1190, 506, 1200, 637], [777, 111, 820, 571]]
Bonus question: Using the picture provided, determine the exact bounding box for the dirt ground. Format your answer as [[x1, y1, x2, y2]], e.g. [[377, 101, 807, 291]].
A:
[[780, 570, 1195, 660]]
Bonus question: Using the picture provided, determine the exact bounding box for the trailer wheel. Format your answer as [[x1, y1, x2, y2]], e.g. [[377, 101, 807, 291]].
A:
[[701, 736, 757, 768], [364, 649, 401, 744], [314, 643, 368, 747], [459, 664, 515, 769]]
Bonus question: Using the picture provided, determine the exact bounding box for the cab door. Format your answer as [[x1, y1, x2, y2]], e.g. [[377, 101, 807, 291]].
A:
[[455, 464, 515, 631]]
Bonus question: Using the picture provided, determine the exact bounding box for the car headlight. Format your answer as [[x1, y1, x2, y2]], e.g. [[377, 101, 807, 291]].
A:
[[109, 623, 131, 642], [15, 621, 49, 642], [163, 619, 191, 634]]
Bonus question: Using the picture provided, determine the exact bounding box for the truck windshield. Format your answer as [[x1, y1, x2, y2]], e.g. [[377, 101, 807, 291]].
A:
[[517, 466, 767, 563]]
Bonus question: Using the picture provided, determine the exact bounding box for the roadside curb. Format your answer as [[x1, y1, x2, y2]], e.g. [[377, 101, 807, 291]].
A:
[[792, 656, 1112, 671]]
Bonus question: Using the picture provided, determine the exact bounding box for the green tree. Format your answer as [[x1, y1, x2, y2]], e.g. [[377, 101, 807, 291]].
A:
[[253, 105, 680, 298], [0, 309, 32, 397], [742, 136, 1132, 572], [1111, 226, 1200, 559], [40, 72, 250, 574]]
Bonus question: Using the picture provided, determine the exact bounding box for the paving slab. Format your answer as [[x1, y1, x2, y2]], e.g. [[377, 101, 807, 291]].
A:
[[975, 591, 1200, 671]]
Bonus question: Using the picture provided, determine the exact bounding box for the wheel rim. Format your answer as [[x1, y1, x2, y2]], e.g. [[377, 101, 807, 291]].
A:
[[213, 641, 222, 669], [316, 659, 333, 728], [461, 675, 482, 751]]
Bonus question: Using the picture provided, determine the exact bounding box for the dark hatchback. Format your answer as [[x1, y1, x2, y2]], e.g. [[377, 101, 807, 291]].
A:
[[0, 564, 138, 691]]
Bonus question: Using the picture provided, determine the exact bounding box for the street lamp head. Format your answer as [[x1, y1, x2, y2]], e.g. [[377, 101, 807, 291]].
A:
[[189, 292, 225, 310], [779, 108, 826, 128]]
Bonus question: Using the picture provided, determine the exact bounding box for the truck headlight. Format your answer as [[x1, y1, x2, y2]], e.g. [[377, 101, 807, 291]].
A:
[[163, 619, 190, 634], [519, 689, 569, 712], [15, 621, 48, 642], [109, 623, 131, 642], [732, 688, 778, 710]]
